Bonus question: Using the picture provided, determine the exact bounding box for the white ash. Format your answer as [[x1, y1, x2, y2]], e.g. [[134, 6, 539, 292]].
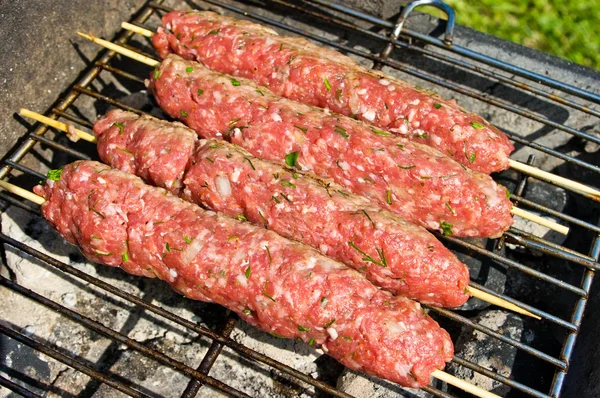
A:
[[337, 369, 439, 397]]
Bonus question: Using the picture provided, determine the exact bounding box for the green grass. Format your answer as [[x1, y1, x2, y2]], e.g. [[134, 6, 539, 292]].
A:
[[420, 0, 599, 70]]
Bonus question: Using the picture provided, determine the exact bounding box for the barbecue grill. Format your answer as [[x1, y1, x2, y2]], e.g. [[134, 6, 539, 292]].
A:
[[1, 0, 598, 397]]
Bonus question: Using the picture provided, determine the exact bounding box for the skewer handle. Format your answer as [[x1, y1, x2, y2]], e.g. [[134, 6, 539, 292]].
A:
[[77, 32, 159, 67], [467, 287, 540, 319], [122, 22, 154, 37], [432, 370, 501, 398], [510, 207, 568, 235], [19, 109, 97, 143], [0, 180, 45, 205], [510, 160, 600, 200]]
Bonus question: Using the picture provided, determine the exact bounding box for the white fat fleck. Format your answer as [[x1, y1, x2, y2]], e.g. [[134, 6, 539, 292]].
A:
[[379, 79, 390, 86], [337, 160, 350, 171], [97, 177, 106, 184], [395, 363, 411, 377], [215, 174, 232, 197], [358, 88, 367, 95], [356, 165, 365, 171], [387, 85, 395, 91], [236, 274, 247, 287], [432, 135, 442, 146], [213, 91, 222, 103], [362, 110, 376, 121], [160, 148, 169, 155], [232, 128, 242, 138], [108, 144, 116, 150], [409, 99, 420, 106], [230, 169, 241, 183], [271, 113, 282, 122], [169, 269, 178, 280], [165, 23, 172, 30], [327, 328, 338, 340], [408, 108, 417, 122], [319, 244, 329, 254]]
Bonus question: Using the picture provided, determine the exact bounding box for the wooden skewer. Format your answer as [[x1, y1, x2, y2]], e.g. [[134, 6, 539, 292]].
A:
[[120, 21, 600, 202], [21, 108, 542, 320], [0, 179, 504, 398], [432, 370, 501, 398], [77, 32, 570, 236]]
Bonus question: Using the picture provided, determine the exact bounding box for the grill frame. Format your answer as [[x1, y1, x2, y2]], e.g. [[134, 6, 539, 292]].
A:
[[0, 0, 599, 397]]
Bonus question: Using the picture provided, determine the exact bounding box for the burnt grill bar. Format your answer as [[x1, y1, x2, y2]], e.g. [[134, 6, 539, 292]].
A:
[[0, 0, 599, 397]]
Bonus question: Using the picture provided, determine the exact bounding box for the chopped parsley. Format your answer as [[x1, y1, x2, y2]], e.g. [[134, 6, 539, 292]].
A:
[[258, 210, 268, 228], [414, 132, 428, 139], [398, 165, 415, 170], [244, 157, 256, 170], [324, 319, 336, 328], [297, 325, 310, 332], [197, 88, 204, 96], [122, 252, 129, 262], [469, 152, 476, 164], [470, 121, 485, 129], [348, 242, 388, 267], [323, 77, 331, 91], [280, 193, 292, 203], [208, 28, 220, 35], [440, 221, 453, 236], [165, 242, 171, 252], [280, 180, 296, 188], [505, 187, 511, 199], [183, 236, 192, 244], [294, 125, 307, 133], [235, 214, 248, 221], [47, 168, 63, 181], [153, 68, 161, 80], [180, 110, 188, 117], [228, 235, 239, 242], [205, 157, 214, 163], [272, 195, 280, 204], [334, 125, 349, 138], [245, 265, 251, 279], [230, 78, 241, 86], [265, 246, 272, 264], [361, 210, 376, 229], [445, 203, 456, 215], [256, 89, 264, 96], [185, 66, 194, 73], [308, 339, 315, 346], [285, 151, 299, 168], [433, 103, 442, 109], [243, 309, 251, 315], [386, 189, 392, 205], [336, 89, 343, 101], [112, 122, 124, 134], [371, 128, 390, 137]]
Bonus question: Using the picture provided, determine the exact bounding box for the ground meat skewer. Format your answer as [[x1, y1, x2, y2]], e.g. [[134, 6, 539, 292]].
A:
[[93, 109, 470, 307], [148, 55, 513, 238], [152, 10, 514, 174], [33, 160, 453, 388]]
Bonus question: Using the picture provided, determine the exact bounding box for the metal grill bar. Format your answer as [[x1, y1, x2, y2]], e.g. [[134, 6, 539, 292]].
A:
[[305, 0, 600, 104], [0, 323, 148, 398], [0, 375, 42, 398], [0, 276, 251, 398]]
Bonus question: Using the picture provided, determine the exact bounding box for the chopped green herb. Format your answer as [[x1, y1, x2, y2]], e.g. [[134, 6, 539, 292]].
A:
[[323, 77, 331, 91], [445, 203, 456, 215], [307, 271, 312, 279], [334, 125, 349, 138], [433, 103, 442, 109], [94, 251, 113, 257], [285, 151, 299, 168], [294, 125, 307, 133], [256, 89, 264, 96], [298, 325, 310, 332], [279, 43, 283, 51], [272, 173, 279, 180], [320, 297, 328, 308], [47, 168, 63, 181], [361, 210, 376, 229], [243, 309, 251, 315], [244, 157, 256, 170], [91, 235, 102, 240], [230, 78, 241, 86], [469, 152, 476, 164], [235, 214, 248, 221], [183, 236, 192, 244], [197, 88, 204, 96], [153, 68, 161, 80], [185, 66, 194, 73], [280, 180, 296, 188], [208, 144, 221, 149], [180, 110, 188, 117], [336, 189, 350, 198], [245, 265, 251, 279], [470, 121, 485, 129], [324, 319, 336, 328], [414, 132, 428, 139], [265, 246, 272, 264], [342, 336, 353, 341], [205, 157, 214, 163], [348, 242, 388, 267], [408, 371, 417, 381], [272, 195, 280, 204], [396, 144, 405, 150], [440, 221, 453, 236], [463, 287, 470, 294], [371, 128, 390, 137], [505, 187, 511, 199], [308, 339, 315, 346], [116, 147, 131, 154], [336, 89, 343, 101], [165, 242, 171, 252], [280, 193, 292, 203], [386, 189, 392, 205], [228, 235, 239, 242], [208, 28, 220, 35], [263, 290, 276, 302], [258, 210, 268, 228], [122, 252, 129, 262], [112, 122, 124, 134], [398, 165, 415, 170]]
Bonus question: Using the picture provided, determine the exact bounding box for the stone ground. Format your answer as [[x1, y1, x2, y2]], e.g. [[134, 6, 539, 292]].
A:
[[1, 0, 599, 397]]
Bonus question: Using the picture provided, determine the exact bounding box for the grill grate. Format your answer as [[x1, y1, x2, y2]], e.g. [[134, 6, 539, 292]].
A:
[[1, 0, 599, 397]]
